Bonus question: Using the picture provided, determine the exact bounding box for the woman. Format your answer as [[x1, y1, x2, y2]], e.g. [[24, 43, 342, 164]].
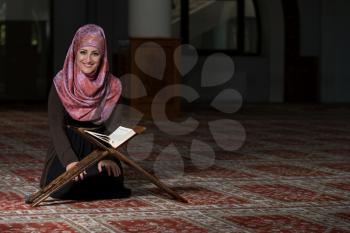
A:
[[40, 24, 130, 200]]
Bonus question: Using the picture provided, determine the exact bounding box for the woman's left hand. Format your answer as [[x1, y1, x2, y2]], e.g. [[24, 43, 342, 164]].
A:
[[97, 160, 121, 177]]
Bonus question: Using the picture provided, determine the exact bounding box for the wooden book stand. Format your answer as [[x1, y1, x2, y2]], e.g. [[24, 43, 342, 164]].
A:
[[25, 125, 188, 207]]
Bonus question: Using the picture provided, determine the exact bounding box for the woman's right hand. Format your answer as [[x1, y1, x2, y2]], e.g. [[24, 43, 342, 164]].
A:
[[66, 161, 87, 181]]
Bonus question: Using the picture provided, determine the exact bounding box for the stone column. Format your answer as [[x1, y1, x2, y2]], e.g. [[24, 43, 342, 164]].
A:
[[128, 0, 171, 37]]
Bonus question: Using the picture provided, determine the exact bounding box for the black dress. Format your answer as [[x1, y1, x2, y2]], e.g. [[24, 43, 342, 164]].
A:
[[40, 85, 130, 200]]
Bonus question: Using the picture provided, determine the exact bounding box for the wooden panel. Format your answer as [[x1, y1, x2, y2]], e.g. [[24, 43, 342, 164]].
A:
[[117, 38, 181, 120]]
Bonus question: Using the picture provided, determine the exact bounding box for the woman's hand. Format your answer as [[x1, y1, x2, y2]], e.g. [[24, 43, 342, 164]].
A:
[[98, 160, 121, 177], [66, 161, 87, 181]]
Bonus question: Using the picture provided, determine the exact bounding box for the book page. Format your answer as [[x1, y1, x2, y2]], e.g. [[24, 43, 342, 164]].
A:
[[85, 130, 110, 144], [85, 126, 136, 148], [109, 126, 136, 148]]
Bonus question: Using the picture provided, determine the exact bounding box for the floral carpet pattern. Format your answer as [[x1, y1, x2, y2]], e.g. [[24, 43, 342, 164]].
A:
[[0, 104, 350, 232]]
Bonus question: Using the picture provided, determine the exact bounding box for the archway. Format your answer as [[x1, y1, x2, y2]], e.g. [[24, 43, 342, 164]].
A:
[[281, 0, 319, 102]]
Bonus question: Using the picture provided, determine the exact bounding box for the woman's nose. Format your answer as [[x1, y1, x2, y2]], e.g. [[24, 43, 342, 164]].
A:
[[85, 55, 91, 62]]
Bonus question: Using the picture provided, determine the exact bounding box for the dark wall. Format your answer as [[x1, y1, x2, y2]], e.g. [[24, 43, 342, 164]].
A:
[[3, 0, 348, 103]]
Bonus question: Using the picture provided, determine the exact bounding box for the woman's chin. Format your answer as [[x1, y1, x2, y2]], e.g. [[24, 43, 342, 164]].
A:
[[82, 70, 97, 78]]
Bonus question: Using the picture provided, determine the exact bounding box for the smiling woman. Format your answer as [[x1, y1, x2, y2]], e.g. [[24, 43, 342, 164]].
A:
[[76, 46, 102, 75], [40, 24, 131, 200]]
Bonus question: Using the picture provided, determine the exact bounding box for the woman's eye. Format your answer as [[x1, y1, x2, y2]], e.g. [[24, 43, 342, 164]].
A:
[[79, 50, 87, 55], [92, 52, 100, 57]]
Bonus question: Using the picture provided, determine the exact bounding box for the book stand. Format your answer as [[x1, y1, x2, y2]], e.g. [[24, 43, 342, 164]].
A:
[[25, 125, 188, 207]]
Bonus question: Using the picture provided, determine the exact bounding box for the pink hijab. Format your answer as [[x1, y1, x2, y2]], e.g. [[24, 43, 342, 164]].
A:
[[53, 24, 121, 124]]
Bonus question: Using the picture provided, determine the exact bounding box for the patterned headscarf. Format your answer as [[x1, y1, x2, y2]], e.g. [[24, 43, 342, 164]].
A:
[[53, 24, 121, 124]]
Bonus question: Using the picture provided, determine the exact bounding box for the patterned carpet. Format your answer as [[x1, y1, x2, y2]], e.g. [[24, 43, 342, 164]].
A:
[[0, 104, 350, 232]]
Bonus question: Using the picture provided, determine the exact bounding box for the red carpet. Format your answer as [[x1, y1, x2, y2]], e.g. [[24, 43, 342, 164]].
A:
[[0, 104, 350, 232]]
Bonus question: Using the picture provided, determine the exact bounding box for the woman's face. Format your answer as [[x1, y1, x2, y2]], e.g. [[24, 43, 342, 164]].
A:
[[76, 46, 102, 75]]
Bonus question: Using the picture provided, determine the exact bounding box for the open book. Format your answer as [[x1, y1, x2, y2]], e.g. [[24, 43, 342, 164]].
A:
[[84, 126, 136, 149]]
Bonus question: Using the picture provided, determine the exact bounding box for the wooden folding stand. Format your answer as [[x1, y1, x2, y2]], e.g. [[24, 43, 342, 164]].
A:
[[25, 125, 188, 207]]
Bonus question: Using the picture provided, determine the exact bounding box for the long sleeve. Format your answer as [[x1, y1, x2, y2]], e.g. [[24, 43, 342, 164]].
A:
[[48, 85, 78, 167]]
